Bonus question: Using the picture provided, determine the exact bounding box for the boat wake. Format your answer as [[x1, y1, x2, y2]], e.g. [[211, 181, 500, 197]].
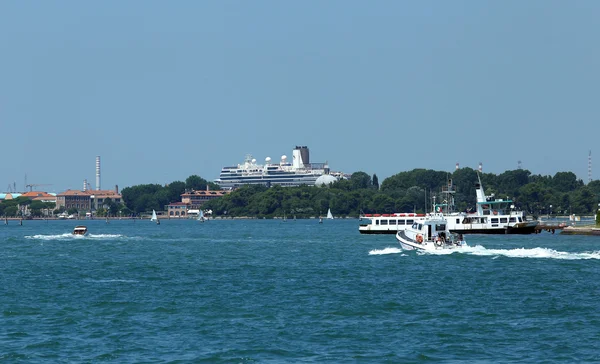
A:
[[369, 247, 404, 255], [25, 233, 126, 241], [419, 245, 600, 260]]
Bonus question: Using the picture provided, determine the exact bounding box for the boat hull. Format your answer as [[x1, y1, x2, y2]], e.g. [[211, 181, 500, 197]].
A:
[[359, 228, 403, 235], [396, 231, 465, 251], [449, 224, 538, 235]]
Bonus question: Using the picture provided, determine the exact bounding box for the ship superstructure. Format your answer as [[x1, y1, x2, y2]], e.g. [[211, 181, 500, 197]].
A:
[[215, 146, 340, 189]]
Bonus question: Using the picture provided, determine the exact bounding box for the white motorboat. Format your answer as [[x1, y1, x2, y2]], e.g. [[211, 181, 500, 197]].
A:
[[72, 225, 88, 236], [395, 213, 465, 251]]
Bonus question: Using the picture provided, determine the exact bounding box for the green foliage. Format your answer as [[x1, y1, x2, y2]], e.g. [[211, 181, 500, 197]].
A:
[[4, 206, 18, 216], [350, 172, 371, 190], [116, 170, 600, 218], [597, 209, 600, 226]]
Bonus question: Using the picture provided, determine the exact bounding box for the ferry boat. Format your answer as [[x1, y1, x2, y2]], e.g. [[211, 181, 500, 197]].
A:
[[358, 213, 426, 234], [438, 175, 538, 235], [215, 146, 341, 189]]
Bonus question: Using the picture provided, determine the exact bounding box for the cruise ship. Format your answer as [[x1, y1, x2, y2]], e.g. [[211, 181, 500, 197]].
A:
[[215, 146, 340, 189]]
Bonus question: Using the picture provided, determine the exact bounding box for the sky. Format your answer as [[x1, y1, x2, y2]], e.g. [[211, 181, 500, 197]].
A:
[[1, 1, 599, 194]]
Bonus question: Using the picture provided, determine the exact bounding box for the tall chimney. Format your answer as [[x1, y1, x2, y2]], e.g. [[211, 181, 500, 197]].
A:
[[96, 156, 101, 191], [115, 185, 119, 194], [83, 179, 87, 191]]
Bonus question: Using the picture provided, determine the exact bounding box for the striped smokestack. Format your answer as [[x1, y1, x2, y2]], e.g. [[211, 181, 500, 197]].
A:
[[96, 156, 101, 191]]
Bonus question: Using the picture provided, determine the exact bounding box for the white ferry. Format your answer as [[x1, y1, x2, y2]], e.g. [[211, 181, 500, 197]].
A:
[[215, 146, 341, 189], [439, 175, 538, 235], [358, 213, 426, 234]]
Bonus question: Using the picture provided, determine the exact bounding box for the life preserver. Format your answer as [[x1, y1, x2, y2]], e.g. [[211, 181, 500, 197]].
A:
[[416, 234, 423, 243], [435, 239, 443, 247]]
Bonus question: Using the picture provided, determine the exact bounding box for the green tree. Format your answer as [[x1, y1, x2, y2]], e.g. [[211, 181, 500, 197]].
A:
[[4, 206, 18, 216], [372, 174, 379, 189], [552, 172, 581, 192], [186, 175, 208, 191], [167, 181, 186, 204], [350, 172, 371, 190]]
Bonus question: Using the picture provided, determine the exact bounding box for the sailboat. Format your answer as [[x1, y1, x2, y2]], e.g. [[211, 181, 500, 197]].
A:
[[327, 208, 334, 220], [197, 209, 205, 223], [151, 209, 159, 224]]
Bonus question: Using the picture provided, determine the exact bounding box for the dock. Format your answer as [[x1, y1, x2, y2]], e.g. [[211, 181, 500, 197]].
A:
[[560, 226, 600, 236], [534, 222, 568, 234]]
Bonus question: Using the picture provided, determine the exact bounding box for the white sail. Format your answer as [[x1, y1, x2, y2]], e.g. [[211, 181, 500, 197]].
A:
[[198, 210, 205, 222], [327, 208, 334, 219], [151, 210, 158, 222]]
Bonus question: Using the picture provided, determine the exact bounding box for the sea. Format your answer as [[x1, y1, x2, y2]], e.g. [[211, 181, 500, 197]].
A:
[[2, 218, 599, 363]]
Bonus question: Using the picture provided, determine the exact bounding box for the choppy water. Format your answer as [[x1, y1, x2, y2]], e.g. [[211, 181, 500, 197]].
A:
[[2, 219, 600, 362]]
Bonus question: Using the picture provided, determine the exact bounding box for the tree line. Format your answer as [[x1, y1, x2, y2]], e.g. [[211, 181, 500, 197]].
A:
[[202, 168, 600, 218], [2, 169, 599, 218]]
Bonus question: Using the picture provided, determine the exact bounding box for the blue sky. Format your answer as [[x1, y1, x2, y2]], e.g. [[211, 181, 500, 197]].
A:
[[1, 1, 599, 193]]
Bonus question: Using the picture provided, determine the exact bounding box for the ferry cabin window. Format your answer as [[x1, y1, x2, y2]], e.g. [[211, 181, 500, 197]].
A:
[[376, 220, 379, 225], [435, 224, 446, 231], [491, 218, 499, 224], [500, 218, 508, 223], [509, 217, 517, 223], [418, 224, 423, 230], [398, 219, 405, 225], [412, 222, 418, 229], [518, 217, 523, 222], [381, 220, 388, 225], [389, 219, 397, 225], [406, 219, 414, 225], [456, 218, 460, 224]]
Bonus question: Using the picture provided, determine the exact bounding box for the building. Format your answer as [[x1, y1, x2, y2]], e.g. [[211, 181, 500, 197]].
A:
[[56, 190, 92, 212], [181, 189, 229, 208], [21, 191, 57, 203], [56, 186, 122, 214], [166, 202, 189, 218], [167, 189, 230, 218], [89, 186, 122, 210]]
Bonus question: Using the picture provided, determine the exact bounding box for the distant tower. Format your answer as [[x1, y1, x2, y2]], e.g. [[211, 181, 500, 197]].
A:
[[518, 160, 522, 170], [589, 150, 592, 183], [478, 162, 482, 173], [83, 179, 87, 191], [456, 162, 459, 170], [96, 156, 101, 191]]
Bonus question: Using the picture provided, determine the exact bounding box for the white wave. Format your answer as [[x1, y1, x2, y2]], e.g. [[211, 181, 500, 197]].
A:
[[87, 234, 123, 239], [25, 233, 125, 241], [84, 278, 139, 284], [369, 247, 404, 255], [25, 233, 75, 240], [420, 245, 600, 260]]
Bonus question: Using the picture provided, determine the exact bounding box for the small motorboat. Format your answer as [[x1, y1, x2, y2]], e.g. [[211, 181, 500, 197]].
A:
[[73, 225, 88, 236], [396, 213, 465, 251]]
